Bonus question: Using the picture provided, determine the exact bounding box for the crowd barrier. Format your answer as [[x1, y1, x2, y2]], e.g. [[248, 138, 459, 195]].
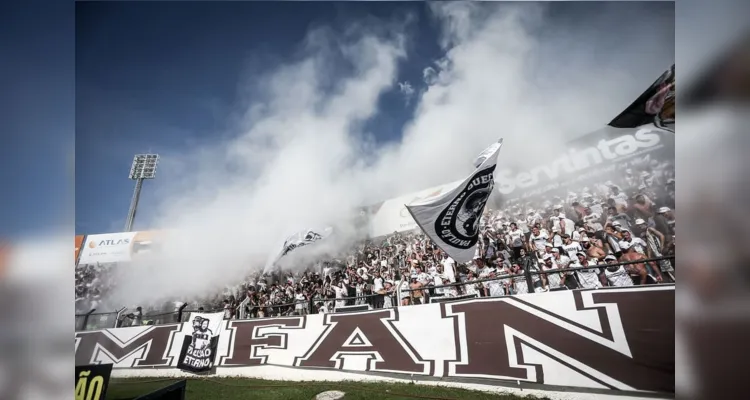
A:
[[75, 256, 675, 331], [75, 284, 675, 396]]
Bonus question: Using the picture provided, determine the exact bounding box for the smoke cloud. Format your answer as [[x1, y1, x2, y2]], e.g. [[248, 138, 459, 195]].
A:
[[105, 2, 675, 307]]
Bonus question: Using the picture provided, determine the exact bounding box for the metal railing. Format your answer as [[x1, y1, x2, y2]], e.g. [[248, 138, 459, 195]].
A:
[[398, 255, 676, 299], [74, 255, 674, 331]]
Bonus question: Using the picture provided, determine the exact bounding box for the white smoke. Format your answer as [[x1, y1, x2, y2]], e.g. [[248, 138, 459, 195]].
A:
[[105, 2, 674, 306]]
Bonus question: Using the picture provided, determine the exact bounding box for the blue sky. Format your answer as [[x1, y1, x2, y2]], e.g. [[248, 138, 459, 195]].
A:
[[0, 2, 73, 239], [69, 1, 675, 236], [75, 1, 443, 235]]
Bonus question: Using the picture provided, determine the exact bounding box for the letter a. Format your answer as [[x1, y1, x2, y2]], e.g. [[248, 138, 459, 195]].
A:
[[295, 310, 430, 374]]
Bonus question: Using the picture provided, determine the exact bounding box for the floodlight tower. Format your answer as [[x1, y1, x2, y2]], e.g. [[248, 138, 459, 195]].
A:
[[125, 154, 159, 232]]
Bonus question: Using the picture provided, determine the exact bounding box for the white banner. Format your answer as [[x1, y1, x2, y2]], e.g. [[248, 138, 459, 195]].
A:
[[184, 312, 224, 340], [264, 227, 333, 272], [367, 180, 462, 238], [406, 139, 503, 263], [77, 232, 138, 265], [177, 312, 224, 372]]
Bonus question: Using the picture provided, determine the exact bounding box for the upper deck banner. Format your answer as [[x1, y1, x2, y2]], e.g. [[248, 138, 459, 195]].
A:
[[78, 232, 138, 265], [493, 65, 675, 200], [77, 230, 169, 265]]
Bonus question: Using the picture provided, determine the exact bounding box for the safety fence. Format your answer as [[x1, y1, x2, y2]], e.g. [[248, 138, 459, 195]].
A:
[[74, 255, 674, 331]]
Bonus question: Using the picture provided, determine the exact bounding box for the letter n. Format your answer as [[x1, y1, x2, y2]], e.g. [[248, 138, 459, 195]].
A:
[[443, 288, 674, 392], [295, 309, 431, 375]]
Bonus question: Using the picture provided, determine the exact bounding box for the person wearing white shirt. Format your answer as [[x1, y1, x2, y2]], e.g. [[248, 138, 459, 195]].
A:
[[584, 212, 604, 232], [550, 231, 564, 249], [371, 271, 385, 308], [561, 234, 583, 261], [549, 213, 562, 234], [506, 222, 525, 260], [294, 290, 307, 315], [415, 267, 430, 286], [572, 252, 603, 289], [333, 282, 347, 310], [571, 227, 584, 242], [397, 278, 410, 306], [528, 226, 549, 256], [541, 255, 562, 290], [441, 277, 459, 297], [516, 216, 529, 234], [619, 230, 648, 256], [427, 262, 438, 275], [355, 278, 366, 305], [485, 270, 505, 297], [478, 264, 494, 296], [510, 264, 529, 295], [526, 210, 543, 229], [602, 255, 634, 287], [551, 248, 570, 268], [441, 254, 456, 283], [463, 271, 480, 297]]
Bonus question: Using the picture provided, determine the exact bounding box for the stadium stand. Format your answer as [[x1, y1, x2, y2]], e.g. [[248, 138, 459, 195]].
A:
[[75, 157, 675, 331]]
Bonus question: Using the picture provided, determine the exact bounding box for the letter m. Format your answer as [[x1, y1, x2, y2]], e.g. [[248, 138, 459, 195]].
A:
[[75, 325, 180, 368]]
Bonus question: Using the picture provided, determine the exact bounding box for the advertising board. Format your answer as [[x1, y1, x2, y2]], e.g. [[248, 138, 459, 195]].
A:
[[77, 230, 169, 265], [78, 232, 138, 264]]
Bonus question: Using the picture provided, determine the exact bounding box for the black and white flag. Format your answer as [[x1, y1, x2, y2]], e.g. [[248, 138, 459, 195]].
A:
[[406, 139, 503, 263], [473, 139, 503, 168], [264, 227, 333, 273], [608, 64, 675, 133], [176, 312, 223, 373]]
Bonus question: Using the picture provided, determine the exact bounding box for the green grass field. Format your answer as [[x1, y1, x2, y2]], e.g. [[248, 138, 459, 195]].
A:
[[107, 378, 549, 400]]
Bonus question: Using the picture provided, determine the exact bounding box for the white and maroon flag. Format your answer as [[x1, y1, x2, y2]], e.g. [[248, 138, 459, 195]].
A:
[[406, 139, 503, 263]]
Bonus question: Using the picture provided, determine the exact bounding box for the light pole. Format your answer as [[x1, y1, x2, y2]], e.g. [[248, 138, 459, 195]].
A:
[[125, 154, 159, 232]]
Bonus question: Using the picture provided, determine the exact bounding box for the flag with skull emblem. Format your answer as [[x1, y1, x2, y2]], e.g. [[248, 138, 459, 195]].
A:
[[405, 139, 503, 263], [177, 312, 223, 373]]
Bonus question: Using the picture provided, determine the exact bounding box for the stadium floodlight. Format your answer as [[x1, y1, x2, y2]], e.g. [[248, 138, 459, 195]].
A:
[[124, 154, 159, 232]]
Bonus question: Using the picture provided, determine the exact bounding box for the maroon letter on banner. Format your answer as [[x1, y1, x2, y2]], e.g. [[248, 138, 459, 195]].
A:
[[296, 309, 430, 374], [75, 324, 180, 367], [447, 289, 674, 393], [222, 317, 304, 366]]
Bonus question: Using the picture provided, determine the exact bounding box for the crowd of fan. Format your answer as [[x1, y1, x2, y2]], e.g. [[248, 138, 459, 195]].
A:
[[76, 159, 676, 325]]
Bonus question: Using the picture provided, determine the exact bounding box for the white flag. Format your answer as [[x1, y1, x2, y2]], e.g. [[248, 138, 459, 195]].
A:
[[473, 138, 503, 168], [405, 140, 503, 263], [264, 227, 333, 273], [185, 312, 224, 339]]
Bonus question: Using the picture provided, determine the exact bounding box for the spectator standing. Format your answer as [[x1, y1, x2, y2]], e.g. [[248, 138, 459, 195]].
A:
[[572, 252, 604, 289], [619, 242, 662, 284], [603, 255, 634, 287], [506, 222, 525, 260]]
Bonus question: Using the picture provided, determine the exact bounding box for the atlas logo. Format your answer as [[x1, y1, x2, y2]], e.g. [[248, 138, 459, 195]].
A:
[[88, 238, 131, 248], [434, 166, 494, 249]]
